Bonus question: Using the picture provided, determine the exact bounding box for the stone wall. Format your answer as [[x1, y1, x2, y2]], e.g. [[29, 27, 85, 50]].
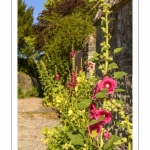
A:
[[94, 0, 132, 143], [74, 34, 96, 76], [95, 0, 132, 109]]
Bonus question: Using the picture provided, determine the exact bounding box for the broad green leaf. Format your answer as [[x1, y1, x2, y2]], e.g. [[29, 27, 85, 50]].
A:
[[67, 132, 84, 145], [88, 120, 98, 126], [113, 140, 123, 145], [103, 135, 121, 150], [88, 116, 104, 126], [113, 71, 127, 79], [112, 99, 124, 104], [77, 99, 91, 109], [114, 47, 123, 54], [115, 88, 126, 92], [88, 56, 99, 62], [95, 89, 107, 98], [79, 129, 85, 136], [108, 62, 118, 70], [108, 18, 116, 22], [93, 52, 100, 57]]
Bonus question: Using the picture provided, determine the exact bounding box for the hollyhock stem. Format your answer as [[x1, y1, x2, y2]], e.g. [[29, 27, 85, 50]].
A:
[[103, 98, 106, 108], [99, 129, 104, 149], [104, 12, 109, 75]]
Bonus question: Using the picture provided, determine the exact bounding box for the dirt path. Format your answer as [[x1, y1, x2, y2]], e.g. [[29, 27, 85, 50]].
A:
[[18, 97, 60, 150]]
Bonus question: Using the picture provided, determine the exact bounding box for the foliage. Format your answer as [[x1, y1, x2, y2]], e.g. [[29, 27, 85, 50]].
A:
[[18, 86, 39, 99], [36, 56, 66, 106], [33, 0, 97, 81]]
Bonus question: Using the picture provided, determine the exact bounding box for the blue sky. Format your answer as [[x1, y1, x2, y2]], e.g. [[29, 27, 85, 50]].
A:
[[24, 0, 45, 23]]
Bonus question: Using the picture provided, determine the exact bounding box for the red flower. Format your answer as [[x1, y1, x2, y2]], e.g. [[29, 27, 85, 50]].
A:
[[66, 71, 78, 94], [89, 123, 102, 137], [55, 74, 60, 81], [70, 50, 76, 58], [88, 62, 94, 70], [98, 76, 117, 94], [104, 131, 111, 140], [97, 109, 112, 124], [92, 83, 101, 100], [89, 103, 101, 120], [89, 103, 112, 124]]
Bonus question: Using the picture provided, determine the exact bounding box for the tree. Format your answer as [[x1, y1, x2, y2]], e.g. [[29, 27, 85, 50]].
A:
[[18, 0, 39, 78], [18, 0, 34, 57]]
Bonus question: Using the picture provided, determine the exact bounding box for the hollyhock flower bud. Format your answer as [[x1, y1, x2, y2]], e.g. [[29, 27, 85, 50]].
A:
[[104, 131, 111, 140], [55, 74, 60, 81]]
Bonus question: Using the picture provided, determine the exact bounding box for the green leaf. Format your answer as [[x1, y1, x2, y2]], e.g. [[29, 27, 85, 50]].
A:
[[67, 131, 84, 145], [77, 99, 91, 109], [108, 62, 118, 70], [88, 119, 98, 126], [115, 88, 126, 92], [88, 52, 100, 62], [108, 18, 116, 22], [95, 89, 107, 98], [88, 77, 98, 82], [93, 52, 100, 57], [79, 129, 85, 136], [114, 47, 123, 54], [113, 71, 127, 79], [88, 116, 104, 126], [103, 135, 121, 150], [113, 140, 123, 145]]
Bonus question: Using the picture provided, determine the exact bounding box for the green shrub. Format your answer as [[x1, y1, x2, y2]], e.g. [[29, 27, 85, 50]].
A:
[[18, 86, 39, 99], [25, 87, 39, 98]]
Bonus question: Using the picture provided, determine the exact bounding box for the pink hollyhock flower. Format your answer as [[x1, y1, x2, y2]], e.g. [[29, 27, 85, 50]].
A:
[[55, 74, 60, 81], [103, 131, 111, 140], [89, 104, 112, 124], [89, 123, 102, 137], [98, 109, 112, 124], [70, 50, 76, 58], [89, 103, 101, 120], [92, 82, 101, 100], [88, 62, 94, 70], [98, 76, 117, 94]]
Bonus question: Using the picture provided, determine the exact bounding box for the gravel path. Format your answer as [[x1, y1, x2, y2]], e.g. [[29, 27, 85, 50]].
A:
[[18, 98, 60, 150]]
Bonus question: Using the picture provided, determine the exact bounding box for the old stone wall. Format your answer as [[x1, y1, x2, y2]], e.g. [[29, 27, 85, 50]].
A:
[[95, 0, 132, 108], [94, 0, 132, 143]]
